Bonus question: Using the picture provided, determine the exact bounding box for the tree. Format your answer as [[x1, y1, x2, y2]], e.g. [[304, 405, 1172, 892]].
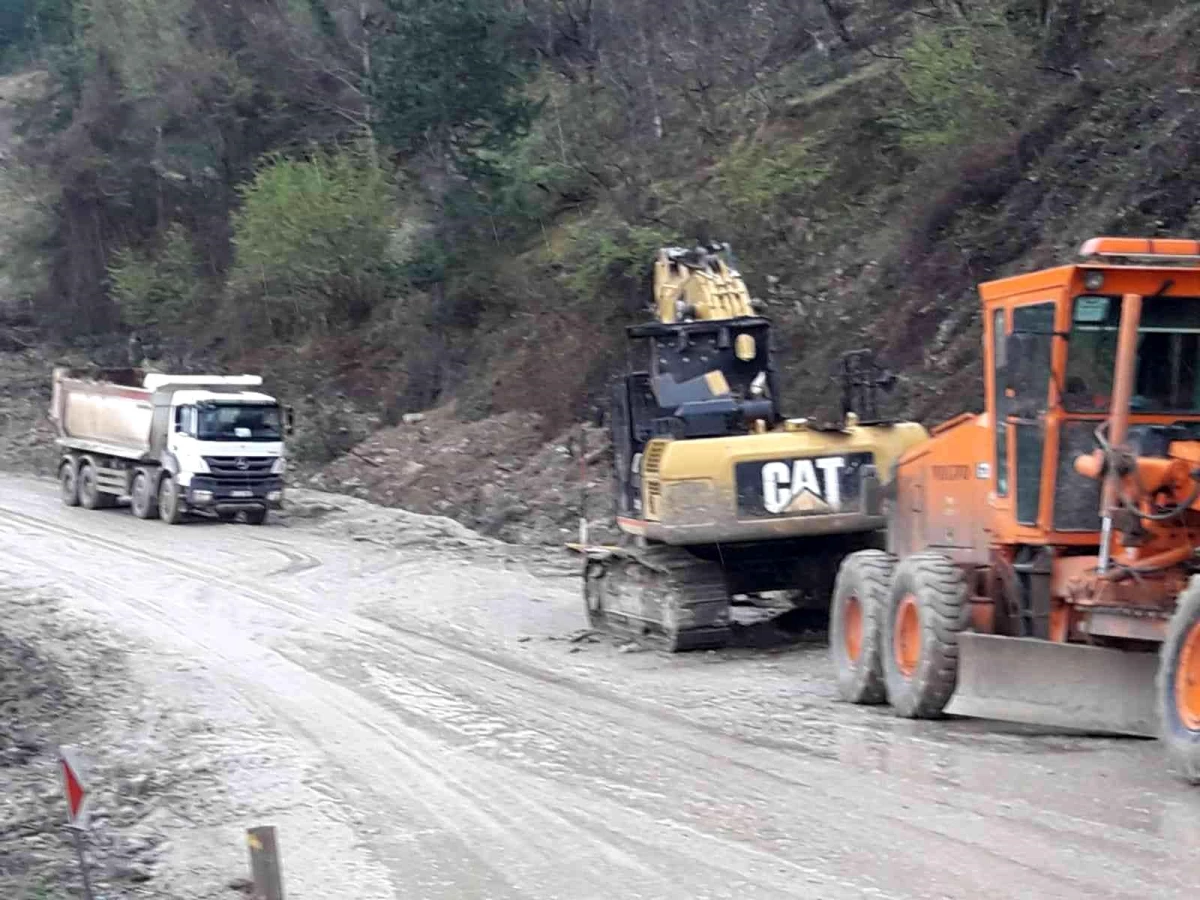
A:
[[369, 0, 538, 162], [108, 223, 203, 336], [227, 146, 400, 340], [0, 0, 74, 59]]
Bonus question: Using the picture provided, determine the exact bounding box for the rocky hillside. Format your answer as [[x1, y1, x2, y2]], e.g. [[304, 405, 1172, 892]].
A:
[[2, 1, 1200, 540]]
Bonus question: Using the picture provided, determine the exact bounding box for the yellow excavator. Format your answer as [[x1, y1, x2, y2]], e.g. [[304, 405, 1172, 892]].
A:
[[573, 244, 929, 650]]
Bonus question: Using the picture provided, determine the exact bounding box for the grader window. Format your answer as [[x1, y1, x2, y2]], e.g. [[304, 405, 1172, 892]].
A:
[[1011, 302, 1055, 525], [1065, 295, 1200, 414], [991, 308, 1009, 497]]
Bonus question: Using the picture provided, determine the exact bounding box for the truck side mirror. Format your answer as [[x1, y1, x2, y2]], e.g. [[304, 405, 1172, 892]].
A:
[[284, 406, 295, 436]]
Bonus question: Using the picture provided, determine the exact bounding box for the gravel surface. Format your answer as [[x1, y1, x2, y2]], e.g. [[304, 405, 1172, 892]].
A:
[[2, 473, 1200, 898]]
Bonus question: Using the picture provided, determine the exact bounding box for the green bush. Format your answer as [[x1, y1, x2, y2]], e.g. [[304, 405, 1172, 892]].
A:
[[108, 223, 202, 334], [712, 136, 830, 224], [227, 146, 401, 339], [559, 215, 673, 304], [886, 20, 1025, 153]]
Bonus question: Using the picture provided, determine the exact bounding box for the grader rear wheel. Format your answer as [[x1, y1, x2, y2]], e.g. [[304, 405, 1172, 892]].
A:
[[1159, 577, 1200, 784], [882, 553, 970, 719], [829, 550, 894, 705]]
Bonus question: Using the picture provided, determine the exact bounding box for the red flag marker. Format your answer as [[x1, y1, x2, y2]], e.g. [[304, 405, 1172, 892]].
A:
[[58, 747, 96, 900], [59, 748, 90, 827]]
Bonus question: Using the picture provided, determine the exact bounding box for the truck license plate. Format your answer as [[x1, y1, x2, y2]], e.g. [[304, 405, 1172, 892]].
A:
[[231, 490, 253, 498]]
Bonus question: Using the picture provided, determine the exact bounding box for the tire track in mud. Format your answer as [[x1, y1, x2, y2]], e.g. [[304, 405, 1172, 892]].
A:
[[0, 503, 1194, 898], [251, 535, 323, 576], [0, 528, 884, 899]]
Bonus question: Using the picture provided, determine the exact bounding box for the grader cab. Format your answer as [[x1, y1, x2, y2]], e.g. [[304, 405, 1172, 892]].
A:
[[831, 237, 1200, 783]]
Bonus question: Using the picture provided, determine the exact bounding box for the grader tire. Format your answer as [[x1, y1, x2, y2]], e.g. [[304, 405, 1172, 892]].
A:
[[882, 552, 970, 719], [829, 550, 894, 705], [1158, 577, 1200, 784]]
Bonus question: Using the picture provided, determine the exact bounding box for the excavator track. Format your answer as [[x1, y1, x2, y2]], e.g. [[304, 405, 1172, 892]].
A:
[[582, 544, 732, 652]]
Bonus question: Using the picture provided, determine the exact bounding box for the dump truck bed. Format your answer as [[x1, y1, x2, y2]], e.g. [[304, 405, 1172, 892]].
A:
[[50, 368, 157, 460]]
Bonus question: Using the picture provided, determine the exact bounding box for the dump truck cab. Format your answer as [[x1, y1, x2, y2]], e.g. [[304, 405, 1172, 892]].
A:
[[831, 237, 1200, 783]]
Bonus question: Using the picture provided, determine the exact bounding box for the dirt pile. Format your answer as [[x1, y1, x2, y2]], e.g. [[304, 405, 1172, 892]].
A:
[[307, 405, 617, 546]]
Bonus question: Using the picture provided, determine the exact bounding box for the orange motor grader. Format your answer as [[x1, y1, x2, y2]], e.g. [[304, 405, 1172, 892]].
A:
[[830, 237, 1200, 782]]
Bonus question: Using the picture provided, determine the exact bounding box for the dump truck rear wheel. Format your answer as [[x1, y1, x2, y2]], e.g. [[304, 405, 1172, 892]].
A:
[[882, 553, 969, 719], [829, 550, 894, 705], [77, 462, 103, 510], [59, 460, 80, 507], [131, 469, 159, 520], [1159, 577, 1200, 784]]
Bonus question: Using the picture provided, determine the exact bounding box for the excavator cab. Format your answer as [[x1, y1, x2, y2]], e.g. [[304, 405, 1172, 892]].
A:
[[610, 314, 780, 519], [831, 237, 1200, 783]]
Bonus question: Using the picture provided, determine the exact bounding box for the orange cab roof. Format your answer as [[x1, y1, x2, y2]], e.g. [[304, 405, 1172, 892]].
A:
[[978, 265, 1075, 302], [979, 237, 1200, 302]]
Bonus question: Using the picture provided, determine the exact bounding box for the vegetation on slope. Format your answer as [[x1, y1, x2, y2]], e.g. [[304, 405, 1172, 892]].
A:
[[2, 0, 1200, 460]]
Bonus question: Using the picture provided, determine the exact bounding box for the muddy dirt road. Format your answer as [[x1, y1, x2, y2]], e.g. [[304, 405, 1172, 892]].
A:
[[1, 474, 1198, 899]]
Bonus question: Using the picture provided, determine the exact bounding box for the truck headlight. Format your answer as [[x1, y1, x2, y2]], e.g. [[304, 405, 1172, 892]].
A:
[[271, 457, 287, 475], [192, 489, 213, 503]]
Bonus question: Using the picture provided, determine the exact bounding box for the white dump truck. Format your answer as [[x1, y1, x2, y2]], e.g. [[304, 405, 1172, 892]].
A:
[[50, 367, 292, 525]]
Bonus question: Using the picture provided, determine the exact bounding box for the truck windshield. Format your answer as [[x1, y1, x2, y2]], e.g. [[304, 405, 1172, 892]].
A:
[[1064, 294, 1200, 414], [196, 403, 283, 441]]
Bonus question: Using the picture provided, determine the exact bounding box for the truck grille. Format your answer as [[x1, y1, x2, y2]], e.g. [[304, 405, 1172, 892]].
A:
[[204, 456, 275, 481]]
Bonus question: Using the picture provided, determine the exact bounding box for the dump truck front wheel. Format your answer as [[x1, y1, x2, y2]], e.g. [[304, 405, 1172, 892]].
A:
[[1159, 577, 1200, 784], [158, 475, 185, 525], [882, 553, 969, 719], [830, 550, 894, 705]]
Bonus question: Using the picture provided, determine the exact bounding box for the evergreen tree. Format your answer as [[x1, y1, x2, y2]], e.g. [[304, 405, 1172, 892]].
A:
[[369, 0, 537, 163]]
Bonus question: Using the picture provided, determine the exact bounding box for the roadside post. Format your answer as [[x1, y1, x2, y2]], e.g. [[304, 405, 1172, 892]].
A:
[[247, 825, 286, 900], [579, 423, 589, 545], [58, 747, 96, 900]]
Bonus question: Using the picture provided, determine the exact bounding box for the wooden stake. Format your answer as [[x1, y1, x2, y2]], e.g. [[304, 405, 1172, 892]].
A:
[[247, 826, 285, 900], [70, 828, 96, 900]]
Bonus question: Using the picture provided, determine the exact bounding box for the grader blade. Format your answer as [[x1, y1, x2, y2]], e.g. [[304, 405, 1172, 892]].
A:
[[945, 633, 1160, 737]]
